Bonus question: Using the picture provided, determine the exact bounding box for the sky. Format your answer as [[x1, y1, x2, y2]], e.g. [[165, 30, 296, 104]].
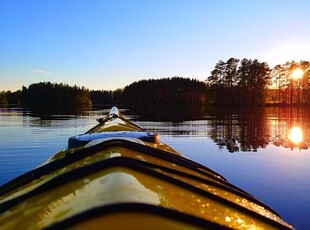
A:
[[1, 0, 310, 91]]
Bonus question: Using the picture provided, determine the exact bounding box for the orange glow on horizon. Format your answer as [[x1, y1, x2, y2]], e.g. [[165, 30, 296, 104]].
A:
[[288, 126, 303, 144], [290, 68, 303, 80]]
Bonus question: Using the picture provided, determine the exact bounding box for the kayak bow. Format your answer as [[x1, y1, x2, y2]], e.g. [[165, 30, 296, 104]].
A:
[[0, 107, 294, 229]]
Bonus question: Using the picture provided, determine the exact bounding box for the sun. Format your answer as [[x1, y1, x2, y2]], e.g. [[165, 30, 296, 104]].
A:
[[290, 68, 303, 80]]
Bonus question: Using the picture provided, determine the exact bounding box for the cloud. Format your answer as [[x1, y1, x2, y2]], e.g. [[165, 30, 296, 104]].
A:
[[32, 68, 51, 74]]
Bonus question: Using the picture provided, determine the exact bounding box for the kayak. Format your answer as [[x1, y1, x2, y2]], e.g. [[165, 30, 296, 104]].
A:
[[0, 107, 294, 230]]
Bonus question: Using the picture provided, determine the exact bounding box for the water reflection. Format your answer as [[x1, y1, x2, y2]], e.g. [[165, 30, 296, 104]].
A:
[[127, 105, 206, 122], [2, 105, 309, 152], [27, 105, 92, 119], [206, 107, 310, 152], [20, 106, 109, 128], [126, 106, 310, 152], [288, 127, 303, 144]]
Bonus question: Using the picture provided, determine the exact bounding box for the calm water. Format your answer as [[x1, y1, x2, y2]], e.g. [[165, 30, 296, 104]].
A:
[[0, 106, 310, 229]]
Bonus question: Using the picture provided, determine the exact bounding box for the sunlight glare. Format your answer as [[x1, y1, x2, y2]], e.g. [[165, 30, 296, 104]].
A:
[[288, 126, 303, 144], [290, 68, 303, 80], [260, 43, 310, 68]]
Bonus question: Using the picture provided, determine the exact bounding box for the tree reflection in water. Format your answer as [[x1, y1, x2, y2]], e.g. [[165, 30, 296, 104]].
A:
[[129, 105, 310, 153], [207, 106, 310, 152], [28, 105, 309, 153], [28, 104, 92, 120]]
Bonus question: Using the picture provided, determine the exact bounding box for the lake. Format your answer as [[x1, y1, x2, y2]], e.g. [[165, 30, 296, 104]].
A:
[[0, 106, 309, 229]]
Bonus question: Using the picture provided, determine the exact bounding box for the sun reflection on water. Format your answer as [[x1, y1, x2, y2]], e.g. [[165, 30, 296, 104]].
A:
[[288, 126, 303, 144]]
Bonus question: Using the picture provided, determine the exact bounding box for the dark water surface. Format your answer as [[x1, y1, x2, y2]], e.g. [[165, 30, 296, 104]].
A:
[[0, 106, 309, 229]]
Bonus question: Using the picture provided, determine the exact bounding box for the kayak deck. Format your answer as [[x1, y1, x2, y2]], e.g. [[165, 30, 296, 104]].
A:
[[0, 107, 294, 229]]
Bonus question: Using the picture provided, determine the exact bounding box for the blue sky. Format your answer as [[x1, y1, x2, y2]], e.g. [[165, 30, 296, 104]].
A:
[[1, 0, 310, 91]]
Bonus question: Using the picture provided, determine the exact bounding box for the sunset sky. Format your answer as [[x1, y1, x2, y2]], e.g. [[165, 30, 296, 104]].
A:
[[1, 0, 310, 91]]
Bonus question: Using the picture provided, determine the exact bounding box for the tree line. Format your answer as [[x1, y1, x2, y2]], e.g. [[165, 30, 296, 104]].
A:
[[123, 77, 207, 108], [90, 88, 123, 105], [0, 78, 207, 108], [24, 82, 92, 107], [0, 82, 92, 108], [207, 58, 270, 105], [206, 58, 310, 106], [267, 61, 310, 105], [0, 90, 21, 106], [1, 59, 310, 108]]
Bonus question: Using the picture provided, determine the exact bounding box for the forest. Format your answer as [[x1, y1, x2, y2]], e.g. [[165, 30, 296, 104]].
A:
[[123, 77, 207, 108], [1, 58, 310, 108], [0, 78, 207, 108], [0, 82, 92, 109], [207, 59, 310, 106]]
